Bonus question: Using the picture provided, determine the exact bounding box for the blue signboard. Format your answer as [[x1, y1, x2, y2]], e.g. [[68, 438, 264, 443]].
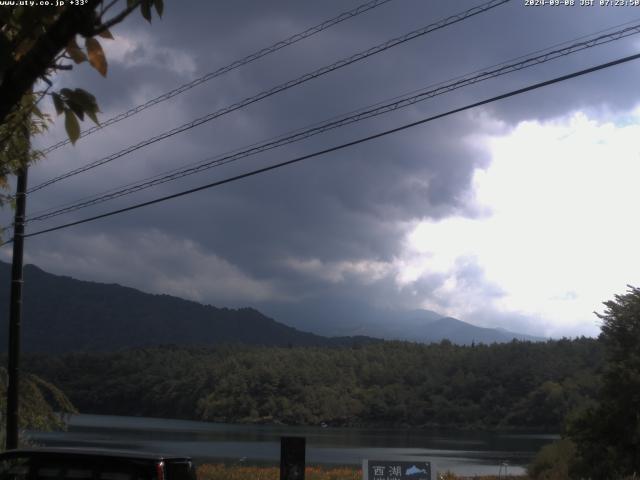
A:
[[363, 457, 432, 480]]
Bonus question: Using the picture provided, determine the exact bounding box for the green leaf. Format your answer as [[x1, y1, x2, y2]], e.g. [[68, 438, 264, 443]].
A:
[[127, 0, 137, 7], [71, 88, 100, 125], [32, 105, 45, 120], [66, 98, 84, 121], [64, 109, 80, 145], [85, 37, 107, 76], [51, 93, 64, 115], [71, 88, 97, 110], [19, 93, 31, 107], [85, 109, 100, 126], [140, 0, 152, 22], [153, 0, 164, 17]]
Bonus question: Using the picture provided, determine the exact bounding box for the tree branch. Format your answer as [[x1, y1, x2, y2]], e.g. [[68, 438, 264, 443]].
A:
[[100, 0, 120, 17], [0, 2, 100, 126], [0, 0, 143, 127], [93, 0, 141, 36]]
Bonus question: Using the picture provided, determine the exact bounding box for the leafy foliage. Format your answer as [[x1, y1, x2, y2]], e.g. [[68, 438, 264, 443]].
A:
[[0, 92, 49, 208], [567, 286, 640, 479], [24, 338, 602, 431], [53, 88, 100, 143], [0, 0, 163, 189], [527, 439, 576, 480], [0, 366, 77, 449]]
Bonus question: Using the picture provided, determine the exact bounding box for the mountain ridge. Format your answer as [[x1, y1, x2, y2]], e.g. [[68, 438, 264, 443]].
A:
[[0, 262, 377, 353], [259, 302, 544, 344], [0, 261, 542, 352]]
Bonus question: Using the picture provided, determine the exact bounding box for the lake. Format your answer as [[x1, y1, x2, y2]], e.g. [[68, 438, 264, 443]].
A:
[[26, 414, 558, 477]]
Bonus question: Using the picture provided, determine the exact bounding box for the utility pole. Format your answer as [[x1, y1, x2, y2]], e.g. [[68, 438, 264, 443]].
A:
[[5, 162, 28, 450]]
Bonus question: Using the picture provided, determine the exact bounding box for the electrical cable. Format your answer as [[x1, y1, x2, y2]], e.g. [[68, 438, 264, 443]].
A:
[[0, 50, 635, 246], [23, 22, 640, 224], [26, 16, 640, 221], [27, 0, 511, 195], [40, 0, 397, 154]]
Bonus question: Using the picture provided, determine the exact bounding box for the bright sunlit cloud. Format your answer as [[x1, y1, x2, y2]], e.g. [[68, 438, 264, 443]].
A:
[[399, 109, 640, 337], [104, 31, 197, 77]]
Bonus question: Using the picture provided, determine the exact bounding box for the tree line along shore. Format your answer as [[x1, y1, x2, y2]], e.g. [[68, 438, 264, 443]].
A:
[[22, 337, 601, 431]]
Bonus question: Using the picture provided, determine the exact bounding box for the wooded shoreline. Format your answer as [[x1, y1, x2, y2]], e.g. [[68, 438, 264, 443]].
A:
[[23, 338, 601, 432]]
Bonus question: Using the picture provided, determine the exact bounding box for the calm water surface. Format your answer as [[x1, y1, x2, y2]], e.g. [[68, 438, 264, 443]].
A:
[[27, 414, 558, 477]]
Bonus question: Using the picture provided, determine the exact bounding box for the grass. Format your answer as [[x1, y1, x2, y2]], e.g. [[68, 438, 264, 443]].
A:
[[196, 464, 527, 480], [197, 464, 361, 480]]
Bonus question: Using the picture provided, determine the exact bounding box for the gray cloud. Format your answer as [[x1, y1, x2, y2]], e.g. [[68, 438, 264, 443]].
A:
[[4, 0, 640, 338]]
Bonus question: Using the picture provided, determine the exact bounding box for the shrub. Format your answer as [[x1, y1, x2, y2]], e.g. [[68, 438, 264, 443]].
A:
[[527, 438, 576, 480]]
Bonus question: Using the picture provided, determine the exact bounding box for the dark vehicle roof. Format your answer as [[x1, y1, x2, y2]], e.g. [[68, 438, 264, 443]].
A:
[[0, 448, 192, 463]]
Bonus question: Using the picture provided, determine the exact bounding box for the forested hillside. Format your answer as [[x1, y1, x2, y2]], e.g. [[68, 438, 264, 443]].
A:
[[24, 338, 602, 431], [0, 263, 377, 352]]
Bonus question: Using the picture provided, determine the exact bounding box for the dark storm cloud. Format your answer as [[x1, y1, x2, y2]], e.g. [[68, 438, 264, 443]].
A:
[[6, 0, 640, 336], [24, 108, 493, 278]]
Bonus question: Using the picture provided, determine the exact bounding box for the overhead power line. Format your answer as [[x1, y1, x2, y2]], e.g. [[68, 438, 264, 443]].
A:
[[26, 17, 640, 221], [40, 0, 396, 154], [23, 21, 640, 224], [3, 51, 637, 246], [27, 0, 511, 195]]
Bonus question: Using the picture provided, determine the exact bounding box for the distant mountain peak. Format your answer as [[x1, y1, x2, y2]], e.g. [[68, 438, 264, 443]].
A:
[[258, 303, 545, 345]]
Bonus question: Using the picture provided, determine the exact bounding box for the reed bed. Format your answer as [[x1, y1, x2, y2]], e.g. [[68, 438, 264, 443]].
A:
[[196, 464, 526, 480]]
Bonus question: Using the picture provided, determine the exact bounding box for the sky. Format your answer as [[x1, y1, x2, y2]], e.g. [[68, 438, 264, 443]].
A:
[[2, 0, 640, 338]]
